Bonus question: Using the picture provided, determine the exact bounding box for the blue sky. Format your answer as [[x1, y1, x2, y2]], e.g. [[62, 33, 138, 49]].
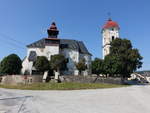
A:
[[0, 0, 149, 70]]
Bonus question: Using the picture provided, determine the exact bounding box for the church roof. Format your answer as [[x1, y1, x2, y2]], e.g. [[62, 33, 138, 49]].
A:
[[27, 38, 92, 55], [103, 19, 119, 29]]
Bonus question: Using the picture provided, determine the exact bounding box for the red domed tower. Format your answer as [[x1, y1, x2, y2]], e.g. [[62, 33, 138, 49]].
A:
[[102, 18, 119, 29], [102, 18, 120, 58]]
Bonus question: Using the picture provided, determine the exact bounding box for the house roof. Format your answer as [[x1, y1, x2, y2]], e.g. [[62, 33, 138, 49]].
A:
[[27, 38, 92, 55], [27, 38, 45, 48]]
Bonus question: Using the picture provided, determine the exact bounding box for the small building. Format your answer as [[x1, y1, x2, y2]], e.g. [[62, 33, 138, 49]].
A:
[[22, 22, 92, 76]]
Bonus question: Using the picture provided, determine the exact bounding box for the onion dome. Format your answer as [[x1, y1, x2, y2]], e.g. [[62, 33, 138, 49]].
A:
[[103, 18, 119, 29], [47, 22, 59, 38], [49, 22, 57, 30]]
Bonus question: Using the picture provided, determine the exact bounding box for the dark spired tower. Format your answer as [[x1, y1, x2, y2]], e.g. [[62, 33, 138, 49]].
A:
[[47, 22, 59, 38]]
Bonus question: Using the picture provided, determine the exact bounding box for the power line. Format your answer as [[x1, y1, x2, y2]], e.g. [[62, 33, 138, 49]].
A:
[[0, 38, 26, 50], [0, 33, 26, 45], [0, 33, 26, 50]]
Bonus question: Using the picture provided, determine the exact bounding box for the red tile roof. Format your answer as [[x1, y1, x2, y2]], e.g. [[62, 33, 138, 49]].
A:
[[103, 19, 119, 29]]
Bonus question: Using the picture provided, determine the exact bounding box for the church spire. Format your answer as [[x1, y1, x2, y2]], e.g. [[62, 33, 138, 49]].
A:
[[47, 22, 59, 38]]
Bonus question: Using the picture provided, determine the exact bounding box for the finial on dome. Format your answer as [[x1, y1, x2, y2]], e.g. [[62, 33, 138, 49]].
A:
[[107, 12, 112, 21], [52, 22, 56, 25], [108, 18, 112, 21], [47, 22, 59, 38]]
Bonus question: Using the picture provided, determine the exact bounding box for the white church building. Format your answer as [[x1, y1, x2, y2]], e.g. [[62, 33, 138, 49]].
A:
[[102, 18, 120, 58], [22, 22, 92, 76]]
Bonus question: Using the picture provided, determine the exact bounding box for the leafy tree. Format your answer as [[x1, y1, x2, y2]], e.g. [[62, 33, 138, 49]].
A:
[[103, 55, 121, 77], [76, 58, 87, 75], [92, 58, 104, 75], [34, 56, 50, 73], [50, 54, 66, 72], [104, 38, 143, 78], [0, 54, 22, 75]]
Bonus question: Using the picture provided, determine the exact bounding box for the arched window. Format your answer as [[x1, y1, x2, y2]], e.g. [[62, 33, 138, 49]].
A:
[[112, 36, 115, 41], [28, 51, 37, 62], [47, 52, 51, 60]]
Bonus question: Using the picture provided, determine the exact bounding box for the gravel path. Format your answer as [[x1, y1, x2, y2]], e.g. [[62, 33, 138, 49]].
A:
[[0, 85, 150, 113]]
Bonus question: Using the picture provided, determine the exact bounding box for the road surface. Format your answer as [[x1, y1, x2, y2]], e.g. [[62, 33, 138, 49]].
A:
[[0, 85, 150, 113]]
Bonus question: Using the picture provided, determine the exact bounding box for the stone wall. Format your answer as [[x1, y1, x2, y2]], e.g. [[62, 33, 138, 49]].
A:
[[0, 75, 43, 85], [59, 75, 122, 84], [0, 75, 123, 85]]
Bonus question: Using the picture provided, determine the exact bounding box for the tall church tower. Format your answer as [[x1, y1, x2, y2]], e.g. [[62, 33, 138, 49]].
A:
[[102, 18, 120, 59]]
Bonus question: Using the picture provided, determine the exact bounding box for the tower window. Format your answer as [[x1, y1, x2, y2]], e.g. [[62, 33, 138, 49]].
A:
[[112, 28, 114, 31], [112, 36, 115, 41]]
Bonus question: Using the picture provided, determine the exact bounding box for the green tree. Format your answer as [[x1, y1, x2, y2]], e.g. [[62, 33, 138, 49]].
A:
[[50, 54, 66, 72], [0, 54, 22, 75], [103, 55, 120, 77], [104, 38, 143, 78], [92, 58, 104, 75], [76, 58, 87, 75], [34, 56, 50, 73]]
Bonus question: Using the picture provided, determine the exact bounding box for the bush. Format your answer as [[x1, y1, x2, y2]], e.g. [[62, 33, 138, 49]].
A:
[[34, 56, 50, 73], [76, 58, 87, 74]]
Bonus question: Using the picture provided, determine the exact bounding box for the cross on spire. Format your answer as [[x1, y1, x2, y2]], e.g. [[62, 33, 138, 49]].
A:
[[107, 12, 112, 21]]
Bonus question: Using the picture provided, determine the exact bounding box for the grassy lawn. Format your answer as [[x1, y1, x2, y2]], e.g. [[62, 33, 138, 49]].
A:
[[0, 82, 128, 90]]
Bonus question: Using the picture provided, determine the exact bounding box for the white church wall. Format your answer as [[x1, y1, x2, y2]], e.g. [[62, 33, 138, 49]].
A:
[[27, 45, 59, 60], [79, 54, 92, 75], [44, 45, 59, 60], [21, 57, 33, 75], [22, 45, 59, 75], [61, 49, 79, 75]]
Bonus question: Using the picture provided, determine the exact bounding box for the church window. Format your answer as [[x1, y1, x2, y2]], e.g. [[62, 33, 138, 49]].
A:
[[66, 58, 69, 63], [112, 28, 114, 31], [28, 51, 37, 62], [112, 36, 115, 41], [47, 52, 51, 60]]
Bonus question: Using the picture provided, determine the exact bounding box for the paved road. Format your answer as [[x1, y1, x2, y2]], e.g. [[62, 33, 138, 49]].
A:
[[0, 85, 150, 113]]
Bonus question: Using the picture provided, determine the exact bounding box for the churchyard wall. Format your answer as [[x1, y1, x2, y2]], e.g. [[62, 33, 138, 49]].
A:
[[59, 75, 122, 84], [0, 75, 43, 85], [0, 75, 122, 85]]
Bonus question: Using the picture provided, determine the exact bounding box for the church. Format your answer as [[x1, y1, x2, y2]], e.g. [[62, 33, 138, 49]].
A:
[[21, 22, 92, 76], [21, 18, 119, 76]]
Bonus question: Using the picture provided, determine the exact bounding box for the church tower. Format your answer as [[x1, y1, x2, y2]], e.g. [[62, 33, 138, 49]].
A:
[[102, 18, 120, 59], [47, 22, 59, 38]]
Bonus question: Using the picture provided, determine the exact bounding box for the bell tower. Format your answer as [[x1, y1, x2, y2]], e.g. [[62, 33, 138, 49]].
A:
[[47, 22, 59, 38], [102, 18, 120, 59]]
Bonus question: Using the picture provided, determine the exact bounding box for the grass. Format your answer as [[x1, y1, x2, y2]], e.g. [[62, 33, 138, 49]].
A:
[[0, 82, 128, 90]]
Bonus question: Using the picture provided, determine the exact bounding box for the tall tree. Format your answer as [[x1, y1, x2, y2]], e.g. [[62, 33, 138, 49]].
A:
[[92, 58, 104, 75], [104, 38, 143, 78], [0, 54, 22, 75], [50, 54, 66, 72], [76, 58, 87, 75], [34, 56, 50, 73]]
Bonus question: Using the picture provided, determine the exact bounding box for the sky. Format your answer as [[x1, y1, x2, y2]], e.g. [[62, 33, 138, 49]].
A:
[[0, 0, 150, 71]]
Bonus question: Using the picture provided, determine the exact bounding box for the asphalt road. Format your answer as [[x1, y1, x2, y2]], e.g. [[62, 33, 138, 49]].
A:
[[0, 85, 150, 113]]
